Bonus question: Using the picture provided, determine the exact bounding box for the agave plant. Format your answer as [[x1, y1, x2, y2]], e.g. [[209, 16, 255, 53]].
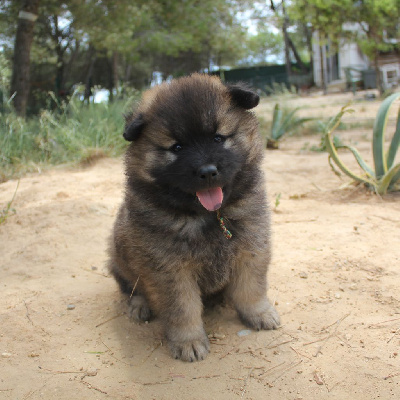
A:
[[324, 92, 400, 195], [267, 103, 314, 149]]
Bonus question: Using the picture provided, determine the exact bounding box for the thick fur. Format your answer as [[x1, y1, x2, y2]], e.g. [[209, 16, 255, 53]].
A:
[[108, 74, 280, 362]]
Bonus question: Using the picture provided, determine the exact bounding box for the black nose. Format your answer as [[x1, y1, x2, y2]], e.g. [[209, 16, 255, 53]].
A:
[[197, 164, 218, 180]]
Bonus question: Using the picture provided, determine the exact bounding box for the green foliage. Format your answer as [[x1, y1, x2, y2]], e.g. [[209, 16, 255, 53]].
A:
[[2, 0, 255, 114], [324, 93, 400, 194], [289, 0, 354, 43], [0, 52, 11, 111], [0, 180, 19, 225], [351, 0, 400, 59], [306, 133, 344, 153], [289, 0, 400, 93], [264, 82, 298, 97], [266, 104, 314, 149], [0, 90, 135, 182], [243, 27, 284, 65], [274, 193, 282, 210], [300, 119, 346, 152]]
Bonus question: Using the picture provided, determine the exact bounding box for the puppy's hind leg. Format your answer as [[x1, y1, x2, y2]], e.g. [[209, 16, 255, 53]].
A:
[[111, 269, 152, 322], [128, 294, 152, 322]]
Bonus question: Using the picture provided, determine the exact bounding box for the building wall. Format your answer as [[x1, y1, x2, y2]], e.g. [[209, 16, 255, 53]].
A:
[[377, 54, 400, 89], [313, 23, 400, 90], [338, 42, 369, 81], [312, 30, 369, 87]]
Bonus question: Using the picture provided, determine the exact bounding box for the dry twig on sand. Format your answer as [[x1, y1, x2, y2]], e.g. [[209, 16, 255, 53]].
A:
[[303, 313, 350, 357]]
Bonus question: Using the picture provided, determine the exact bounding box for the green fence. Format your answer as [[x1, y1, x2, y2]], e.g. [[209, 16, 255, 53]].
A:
[[211, 64, 313, 92]]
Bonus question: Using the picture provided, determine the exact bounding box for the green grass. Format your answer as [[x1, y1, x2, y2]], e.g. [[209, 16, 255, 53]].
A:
[[263, 82, 298, 98], [0, 180, 19, 225], [335, 119, 375, 131], [0, 92, 135, 182]]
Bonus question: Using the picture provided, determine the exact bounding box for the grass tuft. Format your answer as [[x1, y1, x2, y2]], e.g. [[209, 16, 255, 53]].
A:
[[0, 90, 137, 182], [0, 180, 19, 225]]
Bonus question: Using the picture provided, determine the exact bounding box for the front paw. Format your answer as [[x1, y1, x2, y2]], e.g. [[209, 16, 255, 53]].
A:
[[238, 301, 280, 331], [167, 335, 210, 362]]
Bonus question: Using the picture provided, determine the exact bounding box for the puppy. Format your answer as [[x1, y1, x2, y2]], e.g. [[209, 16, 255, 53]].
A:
[[108, 74, 280, 361]]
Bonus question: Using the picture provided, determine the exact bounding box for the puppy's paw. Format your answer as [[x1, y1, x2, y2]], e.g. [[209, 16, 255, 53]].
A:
[[128, 295, 152, 322], [168, 336, 210, 362], [238, 301, 280, 331]]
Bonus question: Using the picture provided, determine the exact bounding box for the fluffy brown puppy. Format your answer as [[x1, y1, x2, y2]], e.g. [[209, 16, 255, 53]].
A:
[[108, 73, 280, 362]]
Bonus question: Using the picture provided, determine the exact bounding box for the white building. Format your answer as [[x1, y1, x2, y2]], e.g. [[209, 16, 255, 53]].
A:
[[312, 24, 400, 91]]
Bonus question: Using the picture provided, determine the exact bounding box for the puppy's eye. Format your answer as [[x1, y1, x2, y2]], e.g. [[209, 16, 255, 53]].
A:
[[214, 135, 226, 143], [170, 143, 183, 152]]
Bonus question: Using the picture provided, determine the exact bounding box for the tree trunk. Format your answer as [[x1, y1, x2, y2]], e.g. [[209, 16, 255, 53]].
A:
[[52, 15, 66, 99], [374, 52, 384, 96], [55, 52, 65, 98], [305, 24, 314, 84], [112, 51, 119, 99], [64, 40, 80, 93], [10, 0, 40, 117], [124, 63, 132, 83], [281, 2, 292, 81], [320, 42, 328, 95], [84, 46, 96, 103], [287, 36, 308, 73], [270, 0, 291, 82], [122, 63, 132, 97]]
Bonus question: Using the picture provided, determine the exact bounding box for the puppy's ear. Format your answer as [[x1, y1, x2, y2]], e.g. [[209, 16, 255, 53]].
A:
[[227, 84, 259, 110], [123, 113, 145, 141]]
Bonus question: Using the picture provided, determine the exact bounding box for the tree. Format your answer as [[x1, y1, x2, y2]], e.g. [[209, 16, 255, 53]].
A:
[[10, 0, 40, 117], [242, 27, 284, 65], [144, 0, 249, 74], [2, 0, 264, 113], [269, 0, 312, 79], [352, 0, 400, 94], [289, 0, 400, 94]]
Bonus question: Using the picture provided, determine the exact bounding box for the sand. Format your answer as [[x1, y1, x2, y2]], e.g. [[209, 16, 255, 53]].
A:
[[1, 93, 399, 399]]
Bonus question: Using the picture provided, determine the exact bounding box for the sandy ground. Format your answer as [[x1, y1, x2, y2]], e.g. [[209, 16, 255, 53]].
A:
[[1, 93, 400, 399]]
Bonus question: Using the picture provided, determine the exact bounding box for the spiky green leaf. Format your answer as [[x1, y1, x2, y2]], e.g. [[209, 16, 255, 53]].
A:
[[372, 92, 400, 178], [274, 107, 301, 139], [271, 104, 283, 140], [387, 107, 400, 169], [377, 162, 400, 195], [324, 104, 376, 187], [335, 144, 375, 178]]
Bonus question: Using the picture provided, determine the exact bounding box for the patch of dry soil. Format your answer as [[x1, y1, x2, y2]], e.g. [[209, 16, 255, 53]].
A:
[[1, 128, 399, 399]]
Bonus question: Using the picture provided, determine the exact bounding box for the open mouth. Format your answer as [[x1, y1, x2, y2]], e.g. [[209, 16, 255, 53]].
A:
[[196, 187, 223, 211]]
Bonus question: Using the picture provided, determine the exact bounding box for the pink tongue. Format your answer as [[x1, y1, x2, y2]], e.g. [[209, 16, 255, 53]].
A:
[[196, 187, 223, 211]]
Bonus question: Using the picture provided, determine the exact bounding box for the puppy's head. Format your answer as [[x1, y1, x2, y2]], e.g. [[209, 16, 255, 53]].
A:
[[124, 74, 262, 213]]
